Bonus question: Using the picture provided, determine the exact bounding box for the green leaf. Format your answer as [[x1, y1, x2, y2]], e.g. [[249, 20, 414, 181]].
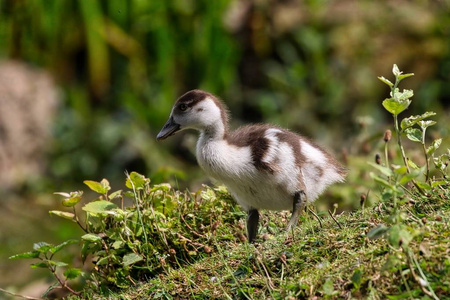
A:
[[382, 255, 400, 271], [382, 98, 411, 115], [9, 251, 40, 260], [392, 64, 401, 76], [50, 239, 78, 254], [108, 190, 122, 200], [392, 89, 413, 102], [427, 138, 442, 156], [351, 269, 362, 289], [322, 279, 335, 296], [399, 167, 423, 185], [55, 191, 83, 207], [367, 225, 389, 240], [392, 165, 408, 175], [31, 262, 48, 269], [415, 182, 432, 191], [432, 180, 447, 188], [49, 210, 76, 221], [368, 162, 394, 177], [405, 128, 422, 143], [33, 242, 52, 253], [81, 233, 102, 242], [47, 260, 68, 267], [378, 76, 393, 87], [123, 253, 144, 266], [125, 172, 149, 190], [388, 225, 412, 248], [407, 159, 419, 169], [62, 196, 82, 207], [418, 120, 436, 130], [370, 173, 397, 192], [82, 200, 117, 214], [112, 240, 125, 249], [398, 73, 414, 80], [150, 183, 171, 192], [64, 268, 83, 280], [84, 179, 111, 194], [400, 112, 436, 130]]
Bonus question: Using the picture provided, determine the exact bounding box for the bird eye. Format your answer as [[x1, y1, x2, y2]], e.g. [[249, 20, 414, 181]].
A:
[[179, 104, 188, 111]]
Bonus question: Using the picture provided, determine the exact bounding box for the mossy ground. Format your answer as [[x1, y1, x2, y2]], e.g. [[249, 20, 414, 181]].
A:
[[72, 188, 449, 300]]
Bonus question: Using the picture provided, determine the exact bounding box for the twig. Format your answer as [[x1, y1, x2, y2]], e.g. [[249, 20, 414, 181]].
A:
[[406, 249, 439, 300], [255, 249, 275, 290], [307, 207, 323, 228], [180, 213, 206, 238], [0, 288, 43, 300], [328, 209, 342, 229]]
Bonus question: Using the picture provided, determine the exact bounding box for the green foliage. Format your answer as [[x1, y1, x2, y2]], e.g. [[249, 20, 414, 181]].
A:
[[10, 240, 82, 296], [10, 172, 242, 295], [368, 64, 449, 300]]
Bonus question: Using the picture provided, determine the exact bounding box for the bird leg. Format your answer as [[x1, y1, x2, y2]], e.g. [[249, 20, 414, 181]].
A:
[[247, 209, 260, 243], [286, 191, 306, 232]]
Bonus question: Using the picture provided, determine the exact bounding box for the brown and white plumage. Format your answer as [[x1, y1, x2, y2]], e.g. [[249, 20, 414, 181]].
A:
[[157, 90, 347, 242]]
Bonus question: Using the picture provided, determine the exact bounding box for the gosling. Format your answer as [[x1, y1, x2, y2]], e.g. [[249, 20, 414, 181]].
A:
[[157, 90, 347, 242]]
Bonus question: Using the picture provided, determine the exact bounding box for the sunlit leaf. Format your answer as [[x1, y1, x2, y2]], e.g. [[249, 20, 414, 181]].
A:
[[407, 159, 419, 169], [427, 138, 442, 156], [49, 210, 76, 221], [398, 73, 414, 80], [392, 89, 413, 102], [400, 111, 436, 130], [392, 64, 401, 76], [33, 242, 52, 253], [418, 120, 436, 130], [84, 179, 111, 194], [405, 128, 422, 143], [125, 171, 149, 190], [54, 192, 71, 198], [82, 200, 117, 214], [108, 190, 122, 200], [62, 196, 82, 207], [382, 98, 411, 115], [378, 76, 393, 87], [81, 233, 102, 242], [150, 183, 171, 192], [123, 253, 143, 266], [9, 251, 40, 260]]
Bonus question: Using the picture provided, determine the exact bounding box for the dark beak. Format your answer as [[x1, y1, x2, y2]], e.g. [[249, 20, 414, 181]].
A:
[[157, 116, 181, 140]]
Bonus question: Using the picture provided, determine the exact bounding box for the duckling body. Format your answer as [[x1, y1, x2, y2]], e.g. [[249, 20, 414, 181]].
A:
[[157, 90, 346, 242]]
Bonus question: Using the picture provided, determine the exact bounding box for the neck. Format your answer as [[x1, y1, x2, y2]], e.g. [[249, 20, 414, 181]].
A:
[[199, 120, 227, 141]]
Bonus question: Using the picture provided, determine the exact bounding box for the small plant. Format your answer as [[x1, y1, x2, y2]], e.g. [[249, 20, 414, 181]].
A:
[[368, 64, 448, 299], [9, 172, 242, 296], [9, 240, 81, 297]]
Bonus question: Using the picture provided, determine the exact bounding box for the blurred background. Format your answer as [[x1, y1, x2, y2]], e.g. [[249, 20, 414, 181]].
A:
[[0, 0, 449, 296]]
